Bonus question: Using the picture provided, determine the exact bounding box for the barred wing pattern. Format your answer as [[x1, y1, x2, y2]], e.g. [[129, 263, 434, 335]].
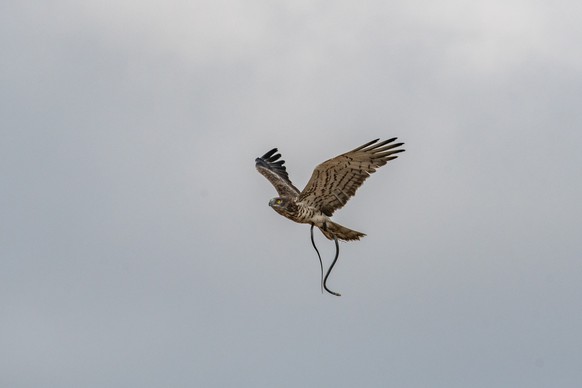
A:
[[255, 148, 300, 197], [298, 138, 404, 216]]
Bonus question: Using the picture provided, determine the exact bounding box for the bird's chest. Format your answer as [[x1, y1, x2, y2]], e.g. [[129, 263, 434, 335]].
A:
[[272, 201, 324, 225], [295, 202, 326, 224]]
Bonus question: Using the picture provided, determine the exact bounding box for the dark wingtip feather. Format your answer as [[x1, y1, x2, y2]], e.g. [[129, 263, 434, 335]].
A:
[[351, 138, 380, 152], [260, 148, 278, 160], [256, 147, 291, 179], [255, 146, 299, 196]]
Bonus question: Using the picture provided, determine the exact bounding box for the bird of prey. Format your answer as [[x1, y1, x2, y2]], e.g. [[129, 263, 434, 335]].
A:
[[255, 138, 404, 296]]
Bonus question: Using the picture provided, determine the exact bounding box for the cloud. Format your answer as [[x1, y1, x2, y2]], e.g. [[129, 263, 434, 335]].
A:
[[2, 0, 582, 386]]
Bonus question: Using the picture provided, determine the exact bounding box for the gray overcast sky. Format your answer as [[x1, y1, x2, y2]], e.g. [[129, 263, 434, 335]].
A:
[[2, 0, 582, 386]]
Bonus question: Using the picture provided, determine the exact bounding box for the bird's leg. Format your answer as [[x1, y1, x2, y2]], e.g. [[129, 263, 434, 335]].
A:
[[310, 224, 324, 293], [323, 234, 341, 297]]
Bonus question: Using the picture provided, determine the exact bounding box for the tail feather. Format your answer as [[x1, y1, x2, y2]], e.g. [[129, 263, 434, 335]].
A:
[[321, 220, 366, 241]]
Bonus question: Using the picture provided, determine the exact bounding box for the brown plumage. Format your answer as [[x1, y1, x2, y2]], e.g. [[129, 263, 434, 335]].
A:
[[256, 138, 404, 240], [255, 138, 405, 296]]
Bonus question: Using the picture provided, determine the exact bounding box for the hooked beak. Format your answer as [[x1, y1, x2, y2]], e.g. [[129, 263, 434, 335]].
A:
[[268, 198, 275, 207]]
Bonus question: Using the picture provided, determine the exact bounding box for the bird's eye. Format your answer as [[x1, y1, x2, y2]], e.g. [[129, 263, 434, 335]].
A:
[[276, 199, 282, 205]]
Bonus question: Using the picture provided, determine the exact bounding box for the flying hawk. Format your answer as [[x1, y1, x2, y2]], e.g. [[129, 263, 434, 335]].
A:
[[255, 138, 404, 296]]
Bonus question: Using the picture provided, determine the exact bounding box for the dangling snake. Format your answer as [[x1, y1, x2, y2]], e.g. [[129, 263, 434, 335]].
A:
[[310, 224, 341, 297]]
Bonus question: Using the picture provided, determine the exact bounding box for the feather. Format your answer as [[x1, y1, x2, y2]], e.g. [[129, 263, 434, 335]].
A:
[[255, 138, 405, 295], [298, 138, 405, 216], [255, 148, 300, 197]]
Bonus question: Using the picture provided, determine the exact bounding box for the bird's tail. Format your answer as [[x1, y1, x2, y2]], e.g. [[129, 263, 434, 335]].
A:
[[321, 221, 366, 241]]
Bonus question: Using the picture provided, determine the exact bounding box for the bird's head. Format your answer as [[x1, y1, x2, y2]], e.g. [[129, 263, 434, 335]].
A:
[[269, 197, 286, 208], [269, 197, 296, 217]]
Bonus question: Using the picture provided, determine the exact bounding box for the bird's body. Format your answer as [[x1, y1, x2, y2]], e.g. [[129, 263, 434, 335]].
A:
[[255, 138, 405, 295], [267, 197, 363, 241]]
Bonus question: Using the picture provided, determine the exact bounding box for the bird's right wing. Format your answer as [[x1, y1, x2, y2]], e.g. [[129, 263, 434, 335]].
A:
[[255, 148, 300, 197]]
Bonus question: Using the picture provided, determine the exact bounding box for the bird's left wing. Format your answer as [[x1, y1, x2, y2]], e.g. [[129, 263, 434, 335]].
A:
[[255, 148, 301, 197], [298, 138, 404, 216]]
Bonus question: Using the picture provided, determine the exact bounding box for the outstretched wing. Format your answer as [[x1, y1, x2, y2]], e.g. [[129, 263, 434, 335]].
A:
[[298, 138, 404, 216], [255, 148, 300, 197]]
